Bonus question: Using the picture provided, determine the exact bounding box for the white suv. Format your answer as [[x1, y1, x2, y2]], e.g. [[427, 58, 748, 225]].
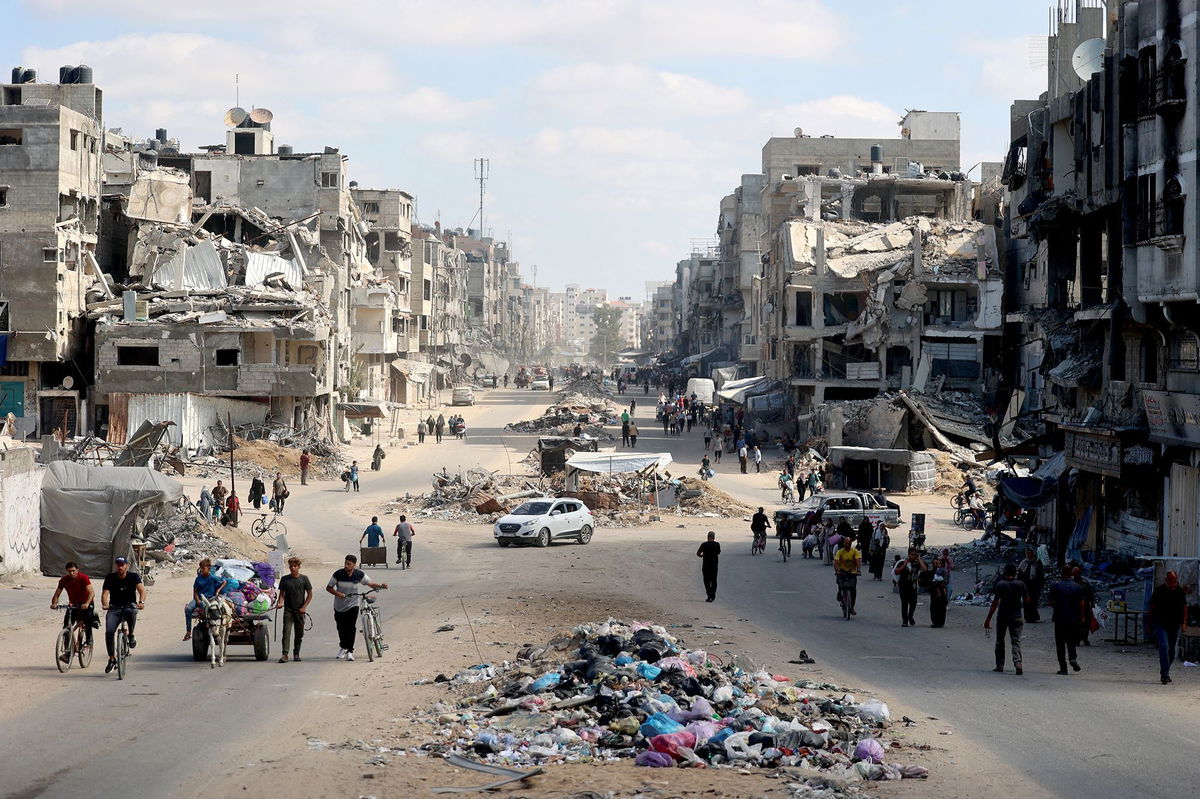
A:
[[494, 498, 595, 547], [451, 386, 475, 406]]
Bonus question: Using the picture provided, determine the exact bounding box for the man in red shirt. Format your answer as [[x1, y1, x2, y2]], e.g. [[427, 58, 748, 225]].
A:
[[299, 450, 311, 486], [50, 561, 96, 648]]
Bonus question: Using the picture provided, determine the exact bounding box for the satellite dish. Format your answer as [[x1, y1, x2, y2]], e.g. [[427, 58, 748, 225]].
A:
[[793, 127, 804, 137], [224, 106, 247, 127], [62, 375, 75, 390], [1072, 38, 1105, 80], [249, 107, 273, 124]]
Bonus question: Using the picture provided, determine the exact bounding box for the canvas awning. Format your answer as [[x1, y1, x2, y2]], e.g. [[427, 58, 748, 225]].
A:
[[681, 349, 717, 367], [337, 401, 388, 419], [566, 452, 672, 474], [998, 454, 1066, 508], [828, 446, 913, 466], [716, 376, 769, 404]]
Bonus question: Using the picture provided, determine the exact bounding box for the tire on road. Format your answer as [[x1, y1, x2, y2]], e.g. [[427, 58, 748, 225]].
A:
[[578, 525, 593, 545], [497, 540, 511, 547], [192, 625, 210, 662], [536, 528, 551, 548], [252, 623, 270, 661]]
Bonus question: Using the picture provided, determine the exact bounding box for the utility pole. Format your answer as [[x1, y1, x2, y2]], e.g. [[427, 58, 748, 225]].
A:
[[474, 157, 489, 238]]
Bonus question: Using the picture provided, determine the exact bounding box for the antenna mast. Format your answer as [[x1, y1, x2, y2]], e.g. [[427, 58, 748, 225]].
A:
[[474, 157, 489, 239]]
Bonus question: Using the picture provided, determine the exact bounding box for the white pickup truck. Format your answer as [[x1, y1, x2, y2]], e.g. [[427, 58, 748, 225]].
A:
[[786, 490, 901, 529]]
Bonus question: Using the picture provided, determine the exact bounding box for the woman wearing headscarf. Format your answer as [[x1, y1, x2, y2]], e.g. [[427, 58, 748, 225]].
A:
[[868, 520, 890, 581]]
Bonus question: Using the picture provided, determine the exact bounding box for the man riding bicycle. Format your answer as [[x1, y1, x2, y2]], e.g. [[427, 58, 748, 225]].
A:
[[51, 561, 96, 653], [100, 556, 146, 673], [833, 536, 862, 616], [750, 507, 771, 552], [776, 515, 795, 557]]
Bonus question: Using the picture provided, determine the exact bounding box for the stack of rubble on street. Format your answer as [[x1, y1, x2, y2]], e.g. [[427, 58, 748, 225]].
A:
[[506, 377, 619, 438], [412, 619, 929, 781], [671, 478, 757, 518], [140, 498, 268, 566]]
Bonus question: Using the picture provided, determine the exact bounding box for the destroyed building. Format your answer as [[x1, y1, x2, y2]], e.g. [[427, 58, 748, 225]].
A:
[[0, 66, 104, 438], [999, 1, 1200, 560]]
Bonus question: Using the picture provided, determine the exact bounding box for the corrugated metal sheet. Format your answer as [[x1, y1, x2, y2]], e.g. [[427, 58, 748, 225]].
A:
[[124, 393, 268, 451], [245, 252, 304, 289], [150, 240, 228, 291], [1105, 511, 1159, 558], [107, 393, 130, 444], [1168, 464, 1199, 557]]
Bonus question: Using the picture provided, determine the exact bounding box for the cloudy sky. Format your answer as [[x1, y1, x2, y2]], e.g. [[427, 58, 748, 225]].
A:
[[8, 0, 1056, 298]]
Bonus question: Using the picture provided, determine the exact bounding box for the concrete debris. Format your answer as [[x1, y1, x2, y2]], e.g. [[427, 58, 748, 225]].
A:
[[506, 378, 620, 438], [412, 619, 929, 781]]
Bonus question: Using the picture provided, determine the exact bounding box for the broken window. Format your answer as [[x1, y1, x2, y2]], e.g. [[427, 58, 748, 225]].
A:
[[361, 201, 380, 215], [823, 293, 862, 325], [0, 128, 22, 146], [424, 279, 432, 301], [321, 171, 338, 188], [233, 131, 255, 155], [214, 349, 240, 366], [194, 171, 212, 203], [1168, 331, 1199, 371], [925, 340, 979, 380], [2, 87, 20, 105], [794, 291, 812, 326], [42, 248, 59, 263], [0, 301, 8, 332], [70, 130, 79, 150], [116, 346, 159, 366], [0, 186, 7, 207]]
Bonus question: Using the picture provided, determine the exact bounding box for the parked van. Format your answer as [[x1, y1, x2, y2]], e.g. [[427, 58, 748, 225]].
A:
[[685, 377, 715, 404]]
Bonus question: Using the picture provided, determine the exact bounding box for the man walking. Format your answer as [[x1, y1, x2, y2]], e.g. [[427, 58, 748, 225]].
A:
[[696, 531, 721, 602], [737, 442, 748, 474], [1047, 565, 1086, 675], [435, 413, 445, 443], [1148, 570, 1189, 684], [893, 548, 926, 627], [325, 555, 387, 661], [276, 557, 313, 663], [393, 515, 416, 567], [752, 445, 762, 473], [984, 562, 1027, 674], [1016, 547, 1045, 622], [360, 516, 385, 549], [272, 471, 288, 515], [299, 449, 311, 486]]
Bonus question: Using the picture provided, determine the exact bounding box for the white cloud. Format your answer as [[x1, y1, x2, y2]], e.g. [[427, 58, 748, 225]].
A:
[[759, 96, 900, 139], [530, 63, 750, 122], [966, 36, 1048, 101], [27, 0, 845, 60]]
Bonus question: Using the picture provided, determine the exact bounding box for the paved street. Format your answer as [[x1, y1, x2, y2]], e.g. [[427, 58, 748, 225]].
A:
[[0, 387, 1190, 798]]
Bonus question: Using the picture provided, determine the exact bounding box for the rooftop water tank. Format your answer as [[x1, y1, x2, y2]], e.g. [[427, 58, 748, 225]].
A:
[[11, 66, 24, 83], [20, 69, 36, 84], [277, 144, 294, 155], [74, 65, 93, 84], [870, 144, 884, 163], [59, 65, 74, 83]]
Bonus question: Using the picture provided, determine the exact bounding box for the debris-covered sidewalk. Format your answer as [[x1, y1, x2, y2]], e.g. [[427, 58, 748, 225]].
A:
[[412, 619, 929, 782]]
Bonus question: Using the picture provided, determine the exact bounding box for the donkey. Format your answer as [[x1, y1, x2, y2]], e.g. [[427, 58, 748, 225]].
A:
[[197, 593, 234, 668]]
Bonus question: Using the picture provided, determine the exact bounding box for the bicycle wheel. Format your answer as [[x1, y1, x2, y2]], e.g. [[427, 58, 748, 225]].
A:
[[270, 519, 287, 537], [115, 629, 127, 680], [372, 614, 385, 658], [361, 612, 375, 662], [952, 494, 965, 509], [77, 629, 93, 669], [250, 518, 266, 538], [56, 628, 73, 673], [780, 542, 789, 562], [963, 513, 979, 531]]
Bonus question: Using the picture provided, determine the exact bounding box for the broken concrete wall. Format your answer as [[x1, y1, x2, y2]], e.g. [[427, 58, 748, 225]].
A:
[[0, 443, 41, 576], [126, 169, 192, 224]]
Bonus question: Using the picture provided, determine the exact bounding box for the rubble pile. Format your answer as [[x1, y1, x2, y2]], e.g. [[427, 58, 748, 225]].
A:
[[506, 378, 619, 437], [672, 479, 757, 518], [139, 501, 262, 563], [190, 436, 345, 481], [415, 619, 928, 781]]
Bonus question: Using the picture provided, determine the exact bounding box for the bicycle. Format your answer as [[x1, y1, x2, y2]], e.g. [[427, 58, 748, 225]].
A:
[[53, 605, 94, 673], [251, 511, 288, 539], [778, 535, 791, 563], [106, 605, 138, 680], [751, 531, 766, 556], [836, 573, 858, 620], [359, 587, 388, 662]]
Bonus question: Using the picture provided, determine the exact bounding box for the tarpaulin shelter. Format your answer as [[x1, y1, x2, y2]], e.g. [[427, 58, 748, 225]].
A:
[[40, 462, 183, 577], [565, 452, 673, 474], [538, 436, 599, 475], [716, 376, 769, 404], [998, 452, 1067, 508]]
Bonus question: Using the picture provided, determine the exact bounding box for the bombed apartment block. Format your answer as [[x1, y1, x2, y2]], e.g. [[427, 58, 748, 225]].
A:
[[0, 66, 104, 438], [769, 215, 1003, 416]]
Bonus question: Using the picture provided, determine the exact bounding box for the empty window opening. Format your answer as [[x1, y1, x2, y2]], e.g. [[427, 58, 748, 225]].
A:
[[321, 172, 338, 188], [69, 130, 79, 150], [214, 349, 240, 366], [0, 301, 8, 332], [233, 131, 255, 155], [361, 201, 380, 214], [794, 291, 812, 326], [116, 346, 159, 366], [0, 129, 22, 146], [42, 248, 59, 263], [0, 186, 7, 206]]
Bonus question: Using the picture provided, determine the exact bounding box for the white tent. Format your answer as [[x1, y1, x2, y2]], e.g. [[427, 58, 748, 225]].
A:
[[716, 376, 769, 404], [565, 452, 672, 474]]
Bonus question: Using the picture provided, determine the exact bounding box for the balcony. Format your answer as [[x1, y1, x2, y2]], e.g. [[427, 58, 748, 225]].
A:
[[1135, 201, 1185, 251], [791, 359, 881, 382], [1151, 67, 1187, 115]]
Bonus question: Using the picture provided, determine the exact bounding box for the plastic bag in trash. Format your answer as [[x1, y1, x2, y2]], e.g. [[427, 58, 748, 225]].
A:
[[615, 653, 634, 666], [684, 720, 721, 743], [722, 731, 762, 761], [854, 737, 886, 764], [649, 731, 697, 758], [635, 750, 675, 767], [639, 712, 684, 739], [710, 685, 735, 704], [636, 662, 662, 680], [857, 699, 891, 724], [530, 672, 562, 692]]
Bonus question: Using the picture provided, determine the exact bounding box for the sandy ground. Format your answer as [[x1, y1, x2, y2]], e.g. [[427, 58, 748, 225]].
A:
[[0, 386, 1185, 799]]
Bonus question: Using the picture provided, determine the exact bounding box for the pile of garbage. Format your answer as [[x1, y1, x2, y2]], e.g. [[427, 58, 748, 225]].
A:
[[672, 479, 757, 518], [141, 500, 245, 563], [211, 558, 278, 616], [416, 619, 928, 781]]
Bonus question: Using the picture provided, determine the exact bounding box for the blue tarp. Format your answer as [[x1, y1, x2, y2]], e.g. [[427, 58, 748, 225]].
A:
[[999, 474, 1059, 508]]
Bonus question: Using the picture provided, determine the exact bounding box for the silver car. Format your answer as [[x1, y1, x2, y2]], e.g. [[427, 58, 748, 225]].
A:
[[493, 498, 595, 547]]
